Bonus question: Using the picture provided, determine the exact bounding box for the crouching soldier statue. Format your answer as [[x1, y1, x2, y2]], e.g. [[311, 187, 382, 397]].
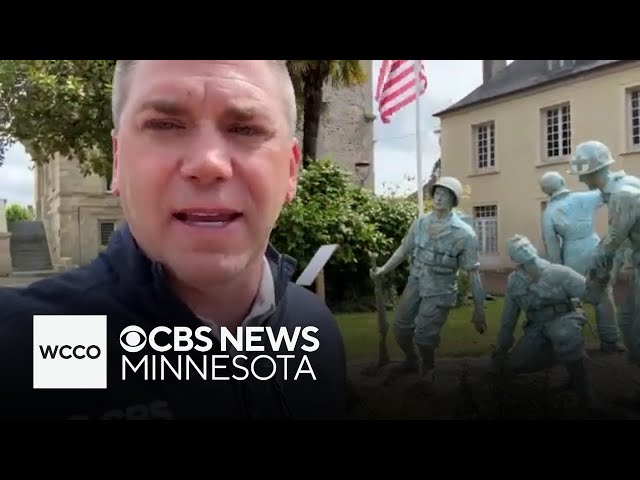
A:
[[370, 176, 487, 393], [492, 234, 598, 408]]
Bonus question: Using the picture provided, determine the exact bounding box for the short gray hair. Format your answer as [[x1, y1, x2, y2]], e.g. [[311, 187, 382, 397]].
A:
[[111, 60, 297, 135]]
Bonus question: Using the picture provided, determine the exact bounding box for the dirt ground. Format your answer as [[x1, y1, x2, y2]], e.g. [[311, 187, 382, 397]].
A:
[[346, 345, 640, 420]]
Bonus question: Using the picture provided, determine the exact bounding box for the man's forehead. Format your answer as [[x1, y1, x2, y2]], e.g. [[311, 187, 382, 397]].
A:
[[128, 61, 281, 111], [131, 60, 277, 91]]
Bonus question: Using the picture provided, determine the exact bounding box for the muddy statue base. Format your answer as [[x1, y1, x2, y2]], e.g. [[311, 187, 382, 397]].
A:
[[347, 347, 640, 420]]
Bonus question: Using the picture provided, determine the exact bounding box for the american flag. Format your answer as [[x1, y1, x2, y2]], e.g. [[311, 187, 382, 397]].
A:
[[375, 60, 428, 124]]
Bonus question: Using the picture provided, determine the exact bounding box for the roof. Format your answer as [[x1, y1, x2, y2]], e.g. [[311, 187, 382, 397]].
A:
[[434, 60, 629, 117]]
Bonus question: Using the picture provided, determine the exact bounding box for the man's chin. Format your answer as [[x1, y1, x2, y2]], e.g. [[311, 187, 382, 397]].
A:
[[165, 251, 255, 286]]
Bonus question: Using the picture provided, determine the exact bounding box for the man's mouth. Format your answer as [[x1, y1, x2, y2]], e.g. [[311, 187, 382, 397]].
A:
[[172, 209, 243, 228]]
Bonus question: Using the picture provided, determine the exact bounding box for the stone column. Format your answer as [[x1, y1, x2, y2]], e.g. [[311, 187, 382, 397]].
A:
[[0, 199, 12, 276]]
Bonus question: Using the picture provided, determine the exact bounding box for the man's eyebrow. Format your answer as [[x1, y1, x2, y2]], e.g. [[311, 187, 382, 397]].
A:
[[223, 105, 271, 121], [137, 98, 190, 116]]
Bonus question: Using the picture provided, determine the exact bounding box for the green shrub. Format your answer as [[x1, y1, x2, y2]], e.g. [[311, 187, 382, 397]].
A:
[[270, 158, 420, 311]]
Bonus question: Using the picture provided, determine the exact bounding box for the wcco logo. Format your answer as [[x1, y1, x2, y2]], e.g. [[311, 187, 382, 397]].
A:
[[39, 344, 102, 360], [33, 315, 107, 389]]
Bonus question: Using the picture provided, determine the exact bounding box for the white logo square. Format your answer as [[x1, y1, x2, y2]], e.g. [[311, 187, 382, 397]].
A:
[[33, 315, 108, 389]]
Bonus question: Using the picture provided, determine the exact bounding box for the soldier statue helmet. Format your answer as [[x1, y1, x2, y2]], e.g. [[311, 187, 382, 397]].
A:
[[568, 140, 616, 185], [429, 176, 463, 207]]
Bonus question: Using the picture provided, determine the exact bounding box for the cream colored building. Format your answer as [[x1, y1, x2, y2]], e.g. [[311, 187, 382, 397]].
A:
[[29, 61, 376, 270], [435, 60, 640, 271]]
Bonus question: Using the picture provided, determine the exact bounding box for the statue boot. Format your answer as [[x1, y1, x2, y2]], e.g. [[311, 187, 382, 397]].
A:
[[565, 359, 602, 413], [417, 344, 436, 396], [383, 335, 419, 386], [600, 341, 625, 354], [389, 335, 419, 374]]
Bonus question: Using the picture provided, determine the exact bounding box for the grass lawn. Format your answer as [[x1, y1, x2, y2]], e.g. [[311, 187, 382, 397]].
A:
[[335, 297, 599, 362]]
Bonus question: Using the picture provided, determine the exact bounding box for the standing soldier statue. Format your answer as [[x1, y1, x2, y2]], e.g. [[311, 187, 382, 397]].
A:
[[539, 171, 623, 353], [370, 176, 487, 393], [569, 140, 640, 366], [491, 235, 599, 409]]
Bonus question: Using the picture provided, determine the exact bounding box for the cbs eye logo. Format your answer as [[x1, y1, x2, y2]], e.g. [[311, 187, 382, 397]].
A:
[[120, 326, 147, 353]]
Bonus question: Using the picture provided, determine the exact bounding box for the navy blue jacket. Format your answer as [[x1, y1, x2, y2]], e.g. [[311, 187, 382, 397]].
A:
[[0, 226, 347, 420]]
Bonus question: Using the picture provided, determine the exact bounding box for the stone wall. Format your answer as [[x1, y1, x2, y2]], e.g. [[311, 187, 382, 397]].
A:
[[0, 198, 7, 233], [36, 155, 124, 267], [0, 199, 11, 275], [295, 60, 375, 189], [58, 194, 123, 266]]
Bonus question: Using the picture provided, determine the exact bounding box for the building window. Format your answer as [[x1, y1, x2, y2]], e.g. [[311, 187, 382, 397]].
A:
[[629, 88, 640, 150], [473, 121, 495, 171], [543, 103, 571, 160], [473, 205, 498, 255], [99, 221, 115, 246]]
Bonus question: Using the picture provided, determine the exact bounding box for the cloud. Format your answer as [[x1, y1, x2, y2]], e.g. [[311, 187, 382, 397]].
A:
[[0, 143, 34, 207], [372, 60, 512, 196]]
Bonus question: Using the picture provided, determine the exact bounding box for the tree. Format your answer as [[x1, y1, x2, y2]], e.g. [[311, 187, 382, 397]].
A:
[[0, 60, 116, 183], [5, 204, 33, 223], [287, 61, 367, 167], [0, 60, 368, 178]]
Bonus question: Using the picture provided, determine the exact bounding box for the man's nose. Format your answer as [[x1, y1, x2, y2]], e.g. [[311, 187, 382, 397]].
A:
[[179, 132, 233, 183]]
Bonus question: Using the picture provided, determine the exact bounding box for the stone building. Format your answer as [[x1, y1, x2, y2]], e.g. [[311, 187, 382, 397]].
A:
[[30, 60, 376, 270], [0, 199, 11, 275]]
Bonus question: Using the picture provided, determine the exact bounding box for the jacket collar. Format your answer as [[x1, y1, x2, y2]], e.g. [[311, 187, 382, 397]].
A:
[[102, 223, 297, 306]]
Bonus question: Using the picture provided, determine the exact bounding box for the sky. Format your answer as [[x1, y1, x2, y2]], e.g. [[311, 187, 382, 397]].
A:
[[0, 60, 508, 207]]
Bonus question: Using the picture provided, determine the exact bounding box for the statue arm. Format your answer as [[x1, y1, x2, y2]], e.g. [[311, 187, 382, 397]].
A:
[[578, 190, 604, 210], [598, 191, 639, 265], [496, 288, 521, 351], [460, 231, 486, 309], [468, 269, 486, 310], [563, 267, 588, 300], [378, 218, 417, 274], [541, 212, 562, 264], [611, 247, 627, 281]]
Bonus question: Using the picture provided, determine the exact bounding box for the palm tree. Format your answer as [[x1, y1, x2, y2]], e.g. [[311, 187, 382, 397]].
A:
[[287, 61, 367, 167]]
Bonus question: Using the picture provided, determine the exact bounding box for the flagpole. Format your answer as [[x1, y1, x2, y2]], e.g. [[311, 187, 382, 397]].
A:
[[415, 60, 424, 215]]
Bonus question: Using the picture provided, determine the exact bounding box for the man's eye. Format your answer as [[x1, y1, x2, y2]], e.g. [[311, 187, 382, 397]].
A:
[[230, 125, 262, 136], [145, 120, 184, 130]]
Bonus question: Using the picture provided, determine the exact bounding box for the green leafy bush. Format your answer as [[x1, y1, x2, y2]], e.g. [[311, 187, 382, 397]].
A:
[[5, 203, 33, 223], [270, 158, 419, 311]]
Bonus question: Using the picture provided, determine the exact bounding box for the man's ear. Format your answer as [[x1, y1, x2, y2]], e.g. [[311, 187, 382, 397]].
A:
[[111, 130, 120, 196], [285, 139, 302, 204]]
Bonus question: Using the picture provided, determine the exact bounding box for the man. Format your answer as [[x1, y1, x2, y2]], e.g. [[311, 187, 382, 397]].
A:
[[568, 140, 640, 365], [492, 235, 597, 408], [371, 177, 487, 392], [0, 60, 347, 419], [539, 171, 623, 353]]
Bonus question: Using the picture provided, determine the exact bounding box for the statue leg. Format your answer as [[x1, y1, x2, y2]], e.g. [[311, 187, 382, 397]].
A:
[[505, 323, 556, 374], [609, 269, 640, 409], [389, 278, 420, 374], [413, 299, 451, 394], [628, 266, 640, 365], [617, 278, 636, 360], [545, 314, 598, 408], [595, 286, 624, 353]]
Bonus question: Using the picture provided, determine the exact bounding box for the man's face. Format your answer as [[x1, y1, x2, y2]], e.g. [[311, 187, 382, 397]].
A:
[[578, 171, 604, 191], [111, 60, 301, 285], [433, 186, 454, 211]]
